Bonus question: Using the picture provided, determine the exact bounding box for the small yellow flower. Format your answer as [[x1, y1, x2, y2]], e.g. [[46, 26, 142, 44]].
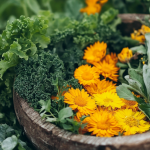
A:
[[118, 47, 133, 63], [83, 41, 107, 64], [64, 88, 96, 117], [84, 108, 121, 137], [94, 91, 125, 109], [74, 64, 100, 86], [115, 109, 150, 136]]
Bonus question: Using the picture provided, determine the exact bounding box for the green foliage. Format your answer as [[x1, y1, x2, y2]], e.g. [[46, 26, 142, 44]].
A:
[[117, 33, 150, 119], [14, 51, 65, 108], [39, 99, 86, 133], [0, 124, 31, 150], [0, 14, 50, 79]]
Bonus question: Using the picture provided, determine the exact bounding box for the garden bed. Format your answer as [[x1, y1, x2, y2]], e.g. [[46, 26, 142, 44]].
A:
[[13, 14, 150, 150]]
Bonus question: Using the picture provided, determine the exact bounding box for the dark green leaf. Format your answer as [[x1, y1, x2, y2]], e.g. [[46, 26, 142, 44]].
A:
[[134, 95, 146, 104], [139, 104, 150, 120], [116, 62, 128, 68]]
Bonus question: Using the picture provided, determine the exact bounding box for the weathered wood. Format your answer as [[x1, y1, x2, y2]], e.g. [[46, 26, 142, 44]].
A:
[[13, 91, 150, 150]]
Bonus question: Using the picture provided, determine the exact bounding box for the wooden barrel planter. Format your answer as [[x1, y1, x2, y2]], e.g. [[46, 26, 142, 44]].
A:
[[13, 14, 150, 150]]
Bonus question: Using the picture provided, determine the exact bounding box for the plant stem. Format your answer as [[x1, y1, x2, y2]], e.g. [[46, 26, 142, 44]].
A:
[[21, 1, 28, 17]]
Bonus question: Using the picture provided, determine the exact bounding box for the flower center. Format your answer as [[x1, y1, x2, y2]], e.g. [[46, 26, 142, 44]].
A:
[[103, 98, 113, 103], [82, 72, 94, 80], [125, 116, 139, 127], [97, 121, 109, 130], [93, 50, 101, 57], [74, 96, 87, 107]]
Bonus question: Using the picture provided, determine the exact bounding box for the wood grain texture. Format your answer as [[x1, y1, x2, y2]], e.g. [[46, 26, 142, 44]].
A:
[[13, 91, 150, 150]]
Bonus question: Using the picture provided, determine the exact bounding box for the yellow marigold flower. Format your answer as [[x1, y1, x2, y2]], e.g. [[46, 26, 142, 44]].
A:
[[74, 64, 100, 86], [83, 41, 107, 64], [121, 98, 138, 111], [94, 91, 124, 109], [131, 30, 145, 43], [84, 79, 116, 95], [64, 88, 96, 116], [118, 47, 133, 63], [84, 108, 121, 137], [94, 60, 119, 82], [105, 52, 118, 65], [140, 25, 150, 34], [115, 109, 150, 136]]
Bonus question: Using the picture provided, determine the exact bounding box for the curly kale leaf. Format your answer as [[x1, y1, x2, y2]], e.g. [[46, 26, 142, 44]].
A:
[[14, 51, 65, 108], [0, 14, 50, 78]]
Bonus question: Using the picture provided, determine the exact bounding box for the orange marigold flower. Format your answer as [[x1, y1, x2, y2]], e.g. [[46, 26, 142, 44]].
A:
[[83, 41, 107, 64], [94, 91, 125, 109], [121, 98, 138, 111], [118, 47, 133, 63], [84, 79, 116, 95], [74, 64, 100, 86], [105, 52, 118, 65], [84, 108, 121, 137], [94, 60, 119, 82], [115, 109, 150, 136], [64, 88, 96, 117]]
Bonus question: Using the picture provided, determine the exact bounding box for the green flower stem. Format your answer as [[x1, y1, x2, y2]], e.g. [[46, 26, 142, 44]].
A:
[[21, 1, 28, 17]]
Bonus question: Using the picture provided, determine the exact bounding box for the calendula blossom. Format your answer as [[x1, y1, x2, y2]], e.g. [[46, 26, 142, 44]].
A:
[[94, 91, 124, 109], [83, 41, 107, 64], [94, 60, 119, 82], [118, 47, 133, 63], [74, 64, 100, 86], [64, 88, 96, 117], [115, 109, 150, 136], [84, 108, 121, 137]]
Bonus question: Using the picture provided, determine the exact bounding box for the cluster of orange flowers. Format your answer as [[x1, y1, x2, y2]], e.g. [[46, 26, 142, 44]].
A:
[[80, 0, 108, 15], [64, 41, 150, 137], [131, 25, 150, 43]]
